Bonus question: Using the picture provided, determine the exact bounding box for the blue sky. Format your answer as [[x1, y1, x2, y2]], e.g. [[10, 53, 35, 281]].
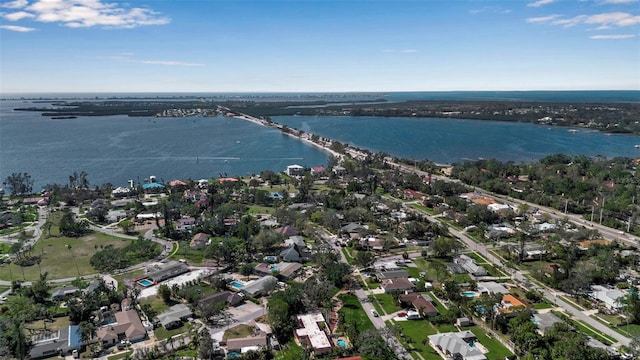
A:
[[0, 0, 638, 93]]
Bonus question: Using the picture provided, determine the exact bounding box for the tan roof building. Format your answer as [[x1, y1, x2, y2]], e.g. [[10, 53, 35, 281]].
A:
[[96, 310, 146, 347]]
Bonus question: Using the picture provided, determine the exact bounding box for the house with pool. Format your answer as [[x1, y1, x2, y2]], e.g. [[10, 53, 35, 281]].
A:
[[254, 262, 303, 280]]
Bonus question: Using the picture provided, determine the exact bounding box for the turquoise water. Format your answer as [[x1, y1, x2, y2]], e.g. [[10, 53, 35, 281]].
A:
[[268, 264, 279, 271], [230, 281, 244, 289], [337, 339, 348, 348], [461, 291, 479, 297], [137, 278, 153, 287]]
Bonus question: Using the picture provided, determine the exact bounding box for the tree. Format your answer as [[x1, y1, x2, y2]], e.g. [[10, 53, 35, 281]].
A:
[[3, 173, 34, 196], [354, 250, 375, 269], [118, 219, 134, 234], [158, 284, 172, 304]]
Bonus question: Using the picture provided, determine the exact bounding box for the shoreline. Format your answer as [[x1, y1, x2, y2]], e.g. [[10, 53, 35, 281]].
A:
[[230, 113, 346, 160]]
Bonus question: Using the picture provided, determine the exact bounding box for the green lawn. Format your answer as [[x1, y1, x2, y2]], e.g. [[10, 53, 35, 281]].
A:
[[0, 231, 129, 281], [617, 323, 640, 337], [155, 323, 188, 340], [140, 296, 171, 316], [341, 248, 355, 265], [374, 293, 401, 314], [338, 293, 374, 333], [112, 269, 145, 291], [394, 320, 440, 359], [223, 324, 255, 340], [469, 326, 514, 360], [169, 243, 205, 265], [107, 350, 133, 360], [570, 319, 616, 345], [532, 303, 554, 310]]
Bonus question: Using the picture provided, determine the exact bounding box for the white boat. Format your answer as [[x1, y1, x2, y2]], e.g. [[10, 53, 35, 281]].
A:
[[635, 144, 640, 148]]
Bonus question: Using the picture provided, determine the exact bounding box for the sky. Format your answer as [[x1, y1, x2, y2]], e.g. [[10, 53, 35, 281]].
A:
[[0, 0, 639, 93]]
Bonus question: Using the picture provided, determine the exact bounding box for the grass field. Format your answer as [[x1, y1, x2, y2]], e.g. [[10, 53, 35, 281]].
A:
[[0, 231, 130, 281], [155, 323, 188, 340], [25, 316, 71, 333], [469, 326, 514, 360], [223, 324, 255, 340], [374, 293, 401, 314], [338, 293, 374, 333], [393, 320, 440, 359]]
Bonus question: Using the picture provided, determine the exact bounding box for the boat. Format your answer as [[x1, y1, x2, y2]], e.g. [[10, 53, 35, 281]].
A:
[[635, 145, 640, 148], [568, 129, 579, 133]]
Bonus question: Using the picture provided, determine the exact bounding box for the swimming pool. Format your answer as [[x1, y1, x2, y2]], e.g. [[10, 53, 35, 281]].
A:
[[337, 339, 348, 348], [461, 291, 479, 298], [268, 264, 279, 271], [137, 278, 154, 287], [264, 256, 277, 263], [230, 281, 244, 289]]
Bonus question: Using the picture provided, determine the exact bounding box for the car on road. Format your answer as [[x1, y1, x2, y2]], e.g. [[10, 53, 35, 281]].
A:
[[371, 309, 379, 317]]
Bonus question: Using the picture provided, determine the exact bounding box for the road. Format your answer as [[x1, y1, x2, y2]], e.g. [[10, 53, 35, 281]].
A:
[[406, 203, 631, 347], [323, 230, 412, 359]]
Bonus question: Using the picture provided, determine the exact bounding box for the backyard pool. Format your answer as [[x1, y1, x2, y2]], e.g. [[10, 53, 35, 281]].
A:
[[137, 278, 154, 287], [337, 339, 348, 348], [264, 256, 277, 263], [268, 264, 279, 271], [230, 281, 244, 289], [461, 291, 479, 298]]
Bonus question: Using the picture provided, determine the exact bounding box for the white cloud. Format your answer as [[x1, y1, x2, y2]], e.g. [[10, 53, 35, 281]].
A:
[[1, 0, 27, 9], [600, 0, 638, 4], [527, 0, 554, 8], [401, 49, 417, 53], [3, 10, 35, 20], [526, 14, 560, 23], [585, 12, 640, 26], [590, 34, 636, 38], [0, 24, 35, 31], [2, 0, 169, 28], [528, 12, 640, 28]]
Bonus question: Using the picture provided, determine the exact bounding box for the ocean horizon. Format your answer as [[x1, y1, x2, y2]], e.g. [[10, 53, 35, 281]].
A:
[[1, 92, 639, 190]]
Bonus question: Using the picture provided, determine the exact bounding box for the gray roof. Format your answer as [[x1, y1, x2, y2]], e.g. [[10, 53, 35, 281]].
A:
[[52, 285, 79, 299], [158, 304, 193, 328], [477, 281, 509, 295], [533, 312, 563, 334], [241, 276, 277, 297], [376, 270, 410, 280], [428, 331, 486, 360]]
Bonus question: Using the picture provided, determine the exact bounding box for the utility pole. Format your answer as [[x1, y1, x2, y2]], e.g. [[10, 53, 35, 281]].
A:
[[599, 197, 605, 225], [590, 205, 595, 223], [564, 198, 568, 214]]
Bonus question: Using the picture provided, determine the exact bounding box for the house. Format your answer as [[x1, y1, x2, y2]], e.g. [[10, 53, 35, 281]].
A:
[[145, 261, 190, 283], [29, 325, 83, 359], [381, 278, 414, 294], [96, 310, 146, 347], [190, 232, 210, 250], [106, 210, 128, 223], [254, 262, 303, 279], [514, 246, 548, 261], [590, 285, 625, 310], [275, 225, 298, 237], [294, 313, 333, 355], [400, 293, 439, 317], [310, 166, 325, 176], [199, 291, 244, 307], [285, 164, 305, 176], [52, 285, 79, 301], [279, 244, 311, 263], [453, 254, 488, 276], [83, 279, 102, 295], [226, 332, 269, 354], [487, 203, 511, 213], [284, 235, 306, 248], [157, 304, 193, 329], [532, 312, 564, 335], [241, 275, 278, 297], [376, 270, 410, 281], [499, 294, 528, 316], [360, 236, 385, 251], [456, 317, 471, 327], [177, 217, 196, 231], [332, 166, 347, 176], [428, 331, 487, 360], [476, 281, 509, 295], [341, 222, 367, 234]]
